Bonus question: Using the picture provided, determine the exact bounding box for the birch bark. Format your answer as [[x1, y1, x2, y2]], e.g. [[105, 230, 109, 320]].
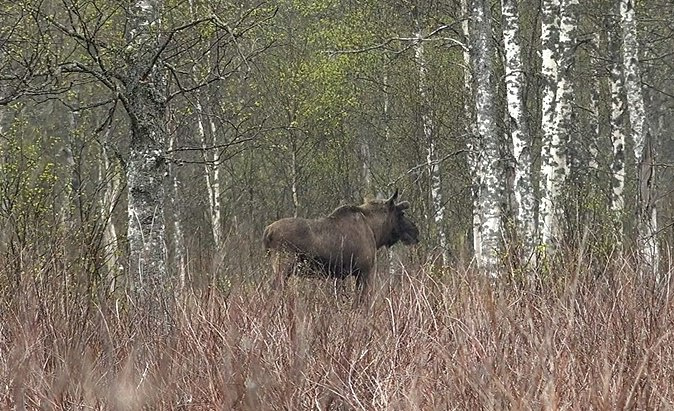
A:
[[472, 0, 502, 275], [461, 0, 482, 264], [589, 32, 600, 174], [188, 0, 223, 254], [608, 10, 627, 233], [124, 0, 170, 323], [537, 0, 562, 251], [99, 129, 122, 293], [360, 138, 372, 194], [501, 0, 535, 262], [620, 0, 659, 276], [168, 121, 187, 289], [291, 137, 300, 218], [196, 98, 224, 250]]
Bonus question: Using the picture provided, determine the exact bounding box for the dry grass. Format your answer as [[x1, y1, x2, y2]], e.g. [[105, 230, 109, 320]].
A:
[[2, 250, 674, 410]]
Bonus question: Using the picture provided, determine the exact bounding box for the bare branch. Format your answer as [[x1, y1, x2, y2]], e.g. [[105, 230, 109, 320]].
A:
[[389, 149, 467, 188], [142, 17, 216, 81], [326, 21, 467, 55]]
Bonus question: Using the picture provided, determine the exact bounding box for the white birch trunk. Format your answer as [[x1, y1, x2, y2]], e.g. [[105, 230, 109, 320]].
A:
[[537, 0, 562, 251], [501, 0, 535, 262], [608, 11, 627, 228], [550, 0, 576, 182], [99, 132, 122, 292], [413, 18, 449, 266], [291, 137, 300, 217], [621, 0, 659, 276], [383, 72, 397, 277], [472, 0, 502, 275], [206, 100, 223, 250], [187, 0, 225, 257], [168, 126, 187, 289], [125, 0, 170, 322], [195, 98, 224, 250], [588, 33, 601, 173], [461, 0, 482, 265], [360, 139, 372, 194]]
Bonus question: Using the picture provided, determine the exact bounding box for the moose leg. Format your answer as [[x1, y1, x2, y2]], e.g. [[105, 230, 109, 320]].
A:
[[354, 270, 370, 307], [272, 252, 296, 289]]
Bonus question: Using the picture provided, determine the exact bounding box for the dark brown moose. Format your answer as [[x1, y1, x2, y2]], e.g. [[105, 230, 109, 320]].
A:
[[262, 190, 419, 299]]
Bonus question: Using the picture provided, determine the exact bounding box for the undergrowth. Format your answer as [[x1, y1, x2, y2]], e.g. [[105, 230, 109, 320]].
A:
[[1, 251, 674, 410]]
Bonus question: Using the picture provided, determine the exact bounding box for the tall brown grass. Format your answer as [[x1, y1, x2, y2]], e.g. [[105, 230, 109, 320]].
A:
[[2, 248, 674, 410]]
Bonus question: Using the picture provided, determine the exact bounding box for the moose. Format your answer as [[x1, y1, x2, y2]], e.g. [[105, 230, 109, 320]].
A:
[[262, 189, 419, 299]]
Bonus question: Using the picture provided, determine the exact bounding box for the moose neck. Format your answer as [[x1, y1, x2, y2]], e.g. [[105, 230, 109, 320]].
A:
[[361, 210, 392, 249]]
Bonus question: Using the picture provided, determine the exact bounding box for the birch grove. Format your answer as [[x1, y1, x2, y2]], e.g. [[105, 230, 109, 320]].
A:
[[0, 0, 671, 301]]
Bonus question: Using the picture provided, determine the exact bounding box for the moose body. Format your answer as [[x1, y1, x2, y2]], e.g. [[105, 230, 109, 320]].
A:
[[263, 190, 419, 296]]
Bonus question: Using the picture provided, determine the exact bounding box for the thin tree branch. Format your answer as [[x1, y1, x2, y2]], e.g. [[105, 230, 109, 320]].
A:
[[326, 21, 467, 55], [389, 150, 467, 187]]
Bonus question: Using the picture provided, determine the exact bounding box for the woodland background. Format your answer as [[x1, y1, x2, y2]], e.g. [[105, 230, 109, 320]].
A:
[[1, 0, 674, 409]]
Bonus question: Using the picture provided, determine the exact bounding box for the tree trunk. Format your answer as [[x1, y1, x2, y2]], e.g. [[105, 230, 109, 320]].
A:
[[608, 10, 627, 237], [550, 0, 577, 200], [124, 0, 171, 326], [621, 0, 659, 276], [168, 120, 187, 290], [99, 128, 122, 293], [461, 0, 482, 265], [588, 32, 600, 174], [471, 0, 503, 275], [537, 0, 563, 253], [360, 138, 372, 195], [413, 11, 449, 266], [291, 137, 300, 218], [501, 0, 535, 263], [196, 98, 224, 251]]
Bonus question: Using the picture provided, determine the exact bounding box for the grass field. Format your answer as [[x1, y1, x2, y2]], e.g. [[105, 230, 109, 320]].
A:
[[2, 249, 674, 410]]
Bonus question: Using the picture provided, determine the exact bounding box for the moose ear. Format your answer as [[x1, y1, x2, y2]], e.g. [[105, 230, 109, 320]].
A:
[[386, 188, 399, 208], [396, 201, 410, 211]]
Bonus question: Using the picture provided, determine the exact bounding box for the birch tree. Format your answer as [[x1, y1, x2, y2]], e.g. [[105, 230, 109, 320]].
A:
[[168, 117, 187, 289], [124, 0, 170, 321], [537, 0, 562, 252], [588, 33, 601, 174], [187, 0, 224, 254], [501, 0, 535, 261], [195, 97, 224, 251], [461, 0, 482, 264], [620, 0, 659, 276], [99, 126, 123, 292], [608, 9, 627, 235], [539, 0, 578, 254], [412, 6, 449, 266], [471, 0, 502, 274]]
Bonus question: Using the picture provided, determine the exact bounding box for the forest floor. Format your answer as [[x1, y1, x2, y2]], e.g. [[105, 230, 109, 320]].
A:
[[1, 250, 674, 410]]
